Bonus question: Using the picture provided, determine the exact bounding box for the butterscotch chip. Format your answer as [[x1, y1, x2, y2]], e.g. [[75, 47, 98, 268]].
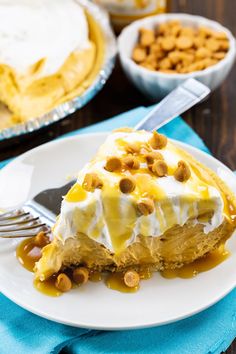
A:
[[180, 52, 194, 66], [149, 131, 167, 149], [183, 60, 205, 72], [158, 23, 170, 35], [124, 270, 140, 288], [195, 47, 211, 59], [150, 44, 165, 60], [119, 176, 136, 194], [125, 142, 140, 154], [203, 58, 218, 67], [34, 231, 50, 247], [178, 66, 190, 74], [174, 160, 191, 182], [219, 39, 229, 50], [140, 62, 156, 71], [160, 37, 175, 51], [198, 26, 212, 38], [140, 28, 155, 46], [212, 31, 228, 40], [193, 36, 205, 48], [159, 57, 172, 70], [83, 173, 103, 191], [180, 27, 195, 37], [176, 36, 193, 49], [168, 51, 182, 65], [132, 46, 146, 63], [212, 51, 226, 60], [150, 43, 161, 54], [137, 198, 155, 216], [105, 157, 122, 172], [55, 273, 72, 292], [123, 156, 140, 170], [73, 267, 89, 285], [145, 54, 158, 68], [186, 48, 195, 55], [145, 151, 164, 165], [152, 160, 168, 177], [205, 38, 220, 52], [171, 24, 181, 37]]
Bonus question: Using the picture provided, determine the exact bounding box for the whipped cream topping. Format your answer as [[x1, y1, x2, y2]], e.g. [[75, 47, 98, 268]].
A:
[[54, 130, 224, 253], [0, 0, 90, 76]]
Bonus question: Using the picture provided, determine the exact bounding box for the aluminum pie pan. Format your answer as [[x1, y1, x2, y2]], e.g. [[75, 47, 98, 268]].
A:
[[0, 0, 117, 142]]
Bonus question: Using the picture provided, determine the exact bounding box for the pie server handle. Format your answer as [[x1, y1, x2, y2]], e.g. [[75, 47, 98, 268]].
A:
[[134, 78, 210, 132]]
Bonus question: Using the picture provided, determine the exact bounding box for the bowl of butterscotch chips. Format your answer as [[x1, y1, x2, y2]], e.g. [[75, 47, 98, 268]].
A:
[[118, 14, 236, 100]]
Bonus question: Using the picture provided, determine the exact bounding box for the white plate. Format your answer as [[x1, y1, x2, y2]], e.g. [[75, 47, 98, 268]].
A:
[[0, 133, 236, 330]]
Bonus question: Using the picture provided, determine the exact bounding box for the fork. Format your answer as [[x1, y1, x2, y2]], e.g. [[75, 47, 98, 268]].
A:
[[0, 78, 210, 239]]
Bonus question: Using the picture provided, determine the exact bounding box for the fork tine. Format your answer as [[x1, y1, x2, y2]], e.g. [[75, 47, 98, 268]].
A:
[[0, 225, 50, 238], [0, 223, 47, 233], [0, 207, 52, 239], [0, 210, 30, 221], [0, 216, 40, 227]]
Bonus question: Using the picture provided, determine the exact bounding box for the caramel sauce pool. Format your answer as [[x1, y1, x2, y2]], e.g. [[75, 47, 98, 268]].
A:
[[34, 277, 62, 297], [16, 237, 62, 297], [161, 245, 230, 279], [16, 238, 42, 272], [106, 273, 139, 293], [16, 238, 230, 295]]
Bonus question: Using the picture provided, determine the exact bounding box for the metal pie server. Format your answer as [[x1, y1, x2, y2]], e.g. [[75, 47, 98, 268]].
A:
[[0, 78, 210, 237], [135, 78, 210, 131]]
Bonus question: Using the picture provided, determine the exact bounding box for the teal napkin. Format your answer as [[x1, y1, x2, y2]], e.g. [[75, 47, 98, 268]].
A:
[[0, 106, 235, 354]]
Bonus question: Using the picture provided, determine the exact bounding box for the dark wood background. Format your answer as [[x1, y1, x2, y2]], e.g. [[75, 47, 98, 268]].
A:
[[1, 0, 236, 352]]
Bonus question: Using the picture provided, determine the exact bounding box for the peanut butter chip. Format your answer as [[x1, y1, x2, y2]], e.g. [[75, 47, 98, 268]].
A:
[[137, 198, 155, 216], [205, 38, 220, 52], [152, 160, 168, 177], [73, 267, 89, 285], [132, 46, 146, 63], [105, 156, 122, 172], [140, 28, 155, 46], [174, 160, 191, 182], [123, 156, 140, 170], [176, 36, 193, 49], [145, 151, 164, 165], [55, 273, 72, 292], [160, 37, 176, 51], [83, 173, 103, 192], [34, 231, 50, 247], [119, 177, 136, 194], [149, 131, 167, 150], [126, 143, 140, 154], [124, 270, 140, 288]]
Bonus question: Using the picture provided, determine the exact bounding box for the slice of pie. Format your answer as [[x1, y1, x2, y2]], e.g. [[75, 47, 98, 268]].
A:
[[35, 129, 236, 282]]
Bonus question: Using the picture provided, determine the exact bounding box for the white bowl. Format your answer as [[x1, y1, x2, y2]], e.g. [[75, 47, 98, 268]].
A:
[[118, 13, 236, 100]]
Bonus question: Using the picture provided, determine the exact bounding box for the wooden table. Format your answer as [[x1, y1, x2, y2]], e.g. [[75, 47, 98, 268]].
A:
[[1, 0, 236, 352]]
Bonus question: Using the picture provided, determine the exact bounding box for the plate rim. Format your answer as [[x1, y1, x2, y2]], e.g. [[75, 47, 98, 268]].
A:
[[0, 132, 236, 330]]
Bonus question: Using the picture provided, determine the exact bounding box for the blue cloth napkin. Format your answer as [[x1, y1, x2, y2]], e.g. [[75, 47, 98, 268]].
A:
[[0, 106, 235, 354]]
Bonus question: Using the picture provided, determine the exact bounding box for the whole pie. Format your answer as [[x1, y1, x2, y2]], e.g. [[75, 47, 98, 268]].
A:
[[0, 0, 105, 130], [35, 129, 236, 284]]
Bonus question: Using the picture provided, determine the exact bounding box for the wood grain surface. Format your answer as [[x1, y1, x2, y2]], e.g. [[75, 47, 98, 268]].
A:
[[1, 0, 236, 352]]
